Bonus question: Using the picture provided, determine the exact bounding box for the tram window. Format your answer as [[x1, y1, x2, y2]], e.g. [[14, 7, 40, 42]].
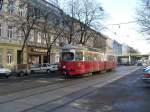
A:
[[101, 55, 104, 61], [62, 52, 74, 61], [107, 56, 111, 61], [93, 53, 99, 61], [99, 55, 102, 61], [84, 52, 89, 61], [84, 52, 92, 61], [84, 52, 87, 61], [107, 55, 115, 61], [75, 51, 83, 61]]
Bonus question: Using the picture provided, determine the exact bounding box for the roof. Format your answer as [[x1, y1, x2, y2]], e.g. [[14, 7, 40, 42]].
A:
[[62, 44, 83, 50], [62, 44, 103, 53]]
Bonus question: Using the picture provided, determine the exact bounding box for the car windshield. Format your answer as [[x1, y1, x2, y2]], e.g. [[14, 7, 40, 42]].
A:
[[62, 52, 74, 61], [31, 64, 41, 68]]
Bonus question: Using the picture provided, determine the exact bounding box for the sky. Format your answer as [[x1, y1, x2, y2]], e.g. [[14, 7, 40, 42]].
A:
[[100, 0, 150, 54], [57, 0, 150, 54]]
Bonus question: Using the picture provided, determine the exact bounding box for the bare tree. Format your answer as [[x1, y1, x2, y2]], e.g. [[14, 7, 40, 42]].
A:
[[39, 11, 64, 63], [62, 14, 76, 44], [2, 1, 39, 64], [60, 0, 78, 44], [61, 0, 105, 45], [137, 0, 150, 36]]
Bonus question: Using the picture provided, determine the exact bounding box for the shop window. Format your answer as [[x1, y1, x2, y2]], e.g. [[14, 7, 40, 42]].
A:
[[0, 49, 2, 64], [7, 49, 13, 64]]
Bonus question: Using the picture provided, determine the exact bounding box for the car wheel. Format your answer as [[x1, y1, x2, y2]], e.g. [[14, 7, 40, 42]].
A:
[[5, 75, 9, 78], [30, 70, 34, 74], [47, 69, 51, 74], [19, 71, 25, 77]]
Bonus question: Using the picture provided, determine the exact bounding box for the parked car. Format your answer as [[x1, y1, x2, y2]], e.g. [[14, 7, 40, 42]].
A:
[[50, 63, 59, 71], [30, 63, 58, 74], [143, 66, 150, 72], [142, 69, 150, 83], [0, 65, 11, 78], [137, 62, 143, 66], [14, 64, 30, 77]]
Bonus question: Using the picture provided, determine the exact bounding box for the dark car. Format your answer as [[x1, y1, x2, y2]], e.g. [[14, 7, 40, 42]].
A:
[[137, 62, 143, 66]]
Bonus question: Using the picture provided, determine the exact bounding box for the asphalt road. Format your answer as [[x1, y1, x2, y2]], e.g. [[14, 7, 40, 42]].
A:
[[53, 68, 149, 112], [0, 66, 142, 112]]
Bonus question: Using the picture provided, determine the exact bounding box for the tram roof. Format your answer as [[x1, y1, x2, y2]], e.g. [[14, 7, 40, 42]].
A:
[[62, 44, 103, 53]]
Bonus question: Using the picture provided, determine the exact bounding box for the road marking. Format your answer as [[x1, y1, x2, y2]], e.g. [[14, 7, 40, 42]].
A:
[[130, 75, 143, 84]]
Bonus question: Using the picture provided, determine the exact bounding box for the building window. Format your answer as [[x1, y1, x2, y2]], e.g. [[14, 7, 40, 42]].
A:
[[37, 32, 41, 43], [0, 24, 1, 37], [7, 0, 14, 14], [8, 26, 13, 39], [51, 35, 54, 42], [18, 9, 23, 17], [18, 1, 24, 16], [29, 30, 34, 42], [18, 30, 23, 37], [7, 49, 13, 64], [56, 38, 59, 46], [0, 48, 2, 64], [43, 33, 48, 44]]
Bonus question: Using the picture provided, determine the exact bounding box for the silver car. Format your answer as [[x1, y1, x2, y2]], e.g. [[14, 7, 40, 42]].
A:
[[30, 63, 58, 74], [0, 65, 11, 78]]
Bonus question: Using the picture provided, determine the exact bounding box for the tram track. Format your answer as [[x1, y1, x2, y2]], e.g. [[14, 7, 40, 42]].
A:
[[0, 72, 107, 104], [0, 66, 140, 112], [22, 67, 141, 112], [22, 67, 139, 112]]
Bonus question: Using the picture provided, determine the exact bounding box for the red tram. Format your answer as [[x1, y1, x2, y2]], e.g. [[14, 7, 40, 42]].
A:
[[60, 44, 117, 76]]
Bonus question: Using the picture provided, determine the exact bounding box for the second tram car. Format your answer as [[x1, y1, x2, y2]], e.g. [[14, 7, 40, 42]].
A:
[[60, 44, 117, 76]]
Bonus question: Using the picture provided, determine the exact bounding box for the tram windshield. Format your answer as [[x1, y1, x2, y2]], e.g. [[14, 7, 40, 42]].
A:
[[62, 52, 74, 61]]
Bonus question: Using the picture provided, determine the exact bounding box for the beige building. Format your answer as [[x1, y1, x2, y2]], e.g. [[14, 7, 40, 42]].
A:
[[0, 0, 111, 69], [0, 0, 61, 68], [93, 33, 107, 52], [106, 37, 113, 54]]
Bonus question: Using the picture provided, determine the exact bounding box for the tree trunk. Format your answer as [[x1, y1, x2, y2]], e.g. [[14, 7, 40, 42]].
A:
[[47, 47, 52, 63]]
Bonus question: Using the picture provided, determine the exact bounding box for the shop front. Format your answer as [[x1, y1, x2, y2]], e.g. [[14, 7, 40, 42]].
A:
[[27, 46, 60, 64]]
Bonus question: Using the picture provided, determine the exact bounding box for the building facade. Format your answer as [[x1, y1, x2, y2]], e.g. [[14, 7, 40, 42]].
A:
[[93, 33, 107, 52], [113, 40, 122, 56], [0, 0, 62, 68], [0, 0, 120, 69], [106, 37, 113, 54]]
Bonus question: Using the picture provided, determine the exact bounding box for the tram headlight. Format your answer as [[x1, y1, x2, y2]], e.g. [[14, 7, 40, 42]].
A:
[[63, 66, 66, 69]]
